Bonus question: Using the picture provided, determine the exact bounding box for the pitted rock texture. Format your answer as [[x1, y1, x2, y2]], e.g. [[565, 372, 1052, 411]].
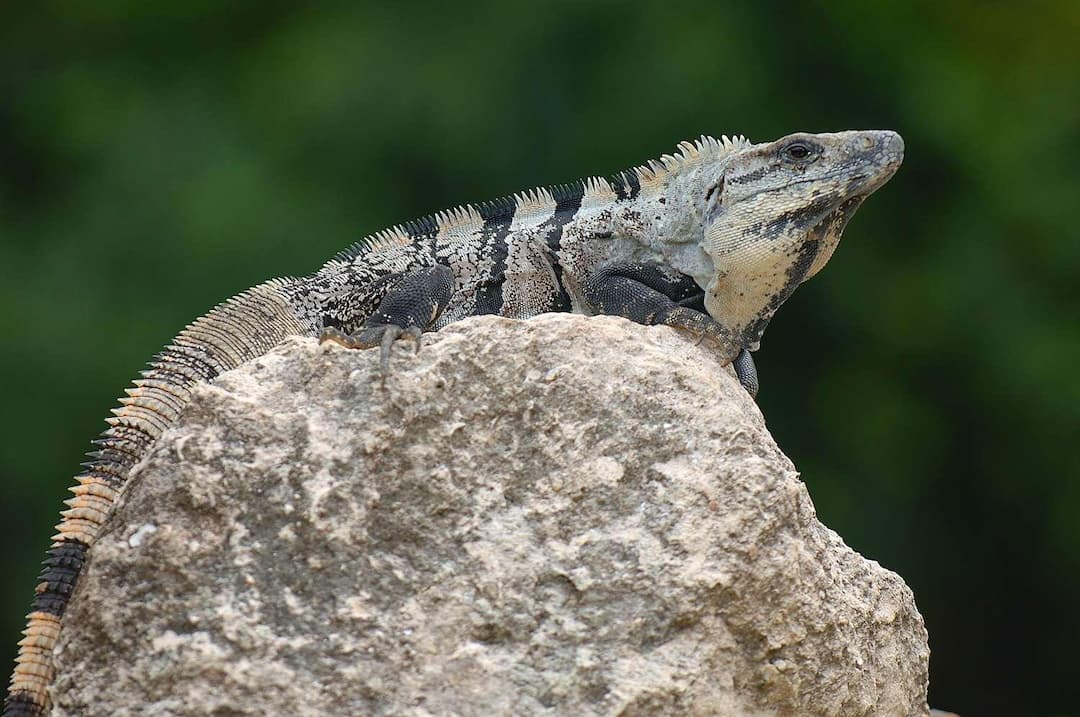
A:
[[50, 313, 930, 717]]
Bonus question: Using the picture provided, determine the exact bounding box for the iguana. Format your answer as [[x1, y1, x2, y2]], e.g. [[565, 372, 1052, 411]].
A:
[[4, 129, 903, 716]]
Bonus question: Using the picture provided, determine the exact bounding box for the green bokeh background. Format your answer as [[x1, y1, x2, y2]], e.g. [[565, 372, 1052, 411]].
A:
[[2, 2, 1078, 715]]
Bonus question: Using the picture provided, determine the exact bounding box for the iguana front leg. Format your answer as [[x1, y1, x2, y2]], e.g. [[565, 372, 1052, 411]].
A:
[[583, 262, 758, 396], [320, 264, 455, 368], [673, 288, 759, 397]]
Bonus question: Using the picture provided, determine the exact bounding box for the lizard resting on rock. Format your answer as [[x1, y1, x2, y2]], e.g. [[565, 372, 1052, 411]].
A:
[[4, 129, 903, 716]]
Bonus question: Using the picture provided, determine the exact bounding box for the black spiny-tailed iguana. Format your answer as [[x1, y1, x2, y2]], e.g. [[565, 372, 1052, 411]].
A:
[[4, 129, 903, 716]]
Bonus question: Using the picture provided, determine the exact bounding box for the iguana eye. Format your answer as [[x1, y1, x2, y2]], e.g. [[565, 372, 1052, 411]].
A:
[[784, 143, 812, 160]]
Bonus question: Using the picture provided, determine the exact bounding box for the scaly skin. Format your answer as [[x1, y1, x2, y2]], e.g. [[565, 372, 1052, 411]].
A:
[[5, 129, 902, 716]]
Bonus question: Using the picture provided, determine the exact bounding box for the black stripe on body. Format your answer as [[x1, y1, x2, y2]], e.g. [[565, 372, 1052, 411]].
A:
[[29, 538, 89, 617], [3, 690, 42, 717], [76, 466, 127, 492], [403, 214, 438, 241], [551, 182, 585, 217], [151, 346, 219, 383], [92, 427, 156, 466], [472, 201, 514, 315], [539, 182, 585, 312], [86, 435, 146, 468]]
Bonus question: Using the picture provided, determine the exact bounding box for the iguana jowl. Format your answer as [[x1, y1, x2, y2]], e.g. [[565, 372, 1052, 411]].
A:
[[4, 129, 903, 716]]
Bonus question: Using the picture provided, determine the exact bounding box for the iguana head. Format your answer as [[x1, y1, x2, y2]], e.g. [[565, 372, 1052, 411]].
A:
[[699, 130, 903, 349]]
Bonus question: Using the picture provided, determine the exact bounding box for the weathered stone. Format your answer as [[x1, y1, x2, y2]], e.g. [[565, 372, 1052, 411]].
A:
[[51, 313, 930, 716]]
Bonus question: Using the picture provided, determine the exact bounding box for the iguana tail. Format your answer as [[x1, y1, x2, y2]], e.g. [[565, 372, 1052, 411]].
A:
[[3, 278, 309, 717]]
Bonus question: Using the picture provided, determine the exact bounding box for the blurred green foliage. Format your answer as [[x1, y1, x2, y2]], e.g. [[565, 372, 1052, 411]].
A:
[[1, 2, 1078, 714]]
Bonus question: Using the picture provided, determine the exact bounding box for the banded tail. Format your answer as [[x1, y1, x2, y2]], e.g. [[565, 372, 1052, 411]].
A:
[[4, 278, 308, 717]]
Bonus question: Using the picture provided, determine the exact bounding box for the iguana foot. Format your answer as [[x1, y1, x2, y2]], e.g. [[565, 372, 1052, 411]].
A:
[[319, 324, 423, 371], [319, 264, 453, 370], [581, 263, 755, 396], [654, 306, 740, 363], [657, 308, 756, 395]]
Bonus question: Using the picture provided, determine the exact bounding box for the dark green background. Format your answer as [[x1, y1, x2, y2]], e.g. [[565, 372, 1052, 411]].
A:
[[2, 2, 1078, 715]]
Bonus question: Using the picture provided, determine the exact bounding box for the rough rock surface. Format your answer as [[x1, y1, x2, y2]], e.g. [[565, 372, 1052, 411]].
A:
[[50, 313, 930, 716]]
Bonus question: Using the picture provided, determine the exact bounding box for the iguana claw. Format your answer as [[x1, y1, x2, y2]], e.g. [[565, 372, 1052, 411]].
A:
[[657, 307, 741, 364], [374, 325, 422, 370]]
